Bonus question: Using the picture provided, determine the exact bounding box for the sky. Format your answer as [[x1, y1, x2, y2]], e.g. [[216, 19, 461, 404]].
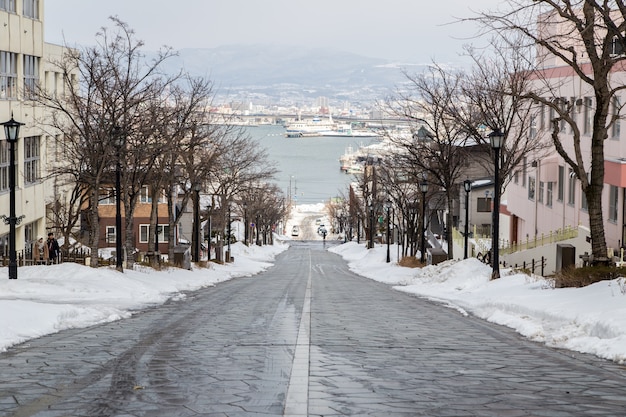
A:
[[44, 0, 505, 63], [1, 203, 626, 367]]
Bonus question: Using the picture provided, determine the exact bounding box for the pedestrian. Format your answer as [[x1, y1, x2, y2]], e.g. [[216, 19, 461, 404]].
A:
[[46, 232, 60, 264], [32, 236, 48, 265]]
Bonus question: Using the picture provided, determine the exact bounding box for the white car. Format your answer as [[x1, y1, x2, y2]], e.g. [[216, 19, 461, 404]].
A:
[[291, 225, 300, 236]]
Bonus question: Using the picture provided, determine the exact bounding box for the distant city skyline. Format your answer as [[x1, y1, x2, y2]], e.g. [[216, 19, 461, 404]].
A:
[[44, 0, 505, 64]]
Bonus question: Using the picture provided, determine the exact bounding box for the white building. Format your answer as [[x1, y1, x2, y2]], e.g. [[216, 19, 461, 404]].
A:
[[0, 0, 76, 258]]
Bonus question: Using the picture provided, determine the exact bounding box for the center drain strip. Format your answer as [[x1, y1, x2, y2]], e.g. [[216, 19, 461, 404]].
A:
[[283, 250, 312, 416]]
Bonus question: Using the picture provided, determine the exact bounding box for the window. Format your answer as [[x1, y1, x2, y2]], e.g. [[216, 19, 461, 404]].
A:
[[612, 96, 621, 139], [0, 51, 18, 99], [99, 188, 116, 205], [559, 97, 567, 132], [140, 186, 165, 203], [106, 226, 116, 244], [477, 197, 492, 212], [568, 169, 576, 205], [529, 115, 537, 139], [23, 0, 38, 19], [139, 224, 170, 243], [0, 141, 9, 191], [538, 181, 545, 203], [528, 176, 536, 201], [609, 185, 619, 222], [547, 182, 553, 207], [23, 55, 39, 99], [0, 0, 16, 12], [24, 136, 40, 183], [583, 97, 593, 135], [514, 170, 519, 184], [539, 102, 546, 130], [558, 165, 564, 201], [522, 157, 527, 187]]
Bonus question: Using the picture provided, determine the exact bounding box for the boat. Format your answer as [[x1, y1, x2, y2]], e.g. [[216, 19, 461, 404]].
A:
[[319, 123, 381, 138], [284, 115, 335, 137]]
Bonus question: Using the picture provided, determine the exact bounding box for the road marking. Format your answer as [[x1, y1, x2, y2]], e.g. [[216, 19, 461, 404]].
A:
[[283, 250, 312, 417]]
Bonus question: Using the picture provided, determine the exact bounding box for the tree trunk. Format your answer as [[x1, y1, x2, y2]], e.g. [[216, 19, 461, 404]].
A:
[[88, 189, 100, 268]]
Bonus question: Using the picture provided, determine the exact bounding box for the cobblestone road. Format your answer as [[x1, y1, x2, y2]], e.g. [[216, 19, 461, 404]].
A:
[[1, 242, 625, 416]]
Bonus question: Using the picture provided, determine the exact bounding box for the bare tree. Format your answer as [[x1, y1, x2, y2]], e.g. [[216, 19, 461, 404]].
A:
[[470, 1, 626, 261], [387, 65, 471, 259]]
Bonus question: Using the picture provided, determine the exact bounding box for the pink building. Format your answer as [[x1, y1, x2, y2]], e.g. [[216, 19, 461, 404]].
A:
[[506, 10, 626, 253]]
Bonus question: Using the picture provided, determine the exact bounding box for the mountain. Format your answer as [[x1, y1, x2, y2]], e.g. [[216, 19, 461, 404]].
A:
[[157, 44, 421, 103]]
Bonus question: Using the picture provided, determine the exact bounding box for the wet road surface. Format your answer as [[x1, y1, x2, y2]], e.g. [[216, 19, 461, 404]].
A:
[[1, 242, 626, 416]]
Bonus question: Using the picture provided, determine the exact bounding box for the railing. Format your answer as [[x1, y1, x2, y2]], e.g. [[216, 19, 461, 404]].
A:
[[500, 226, 578, 254], [453, 225, 578, 257]]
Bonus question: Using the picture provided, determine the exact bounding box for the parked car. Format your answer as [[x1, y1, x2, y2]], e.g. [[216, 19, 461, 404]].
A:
[[291, 225, 300, 236]]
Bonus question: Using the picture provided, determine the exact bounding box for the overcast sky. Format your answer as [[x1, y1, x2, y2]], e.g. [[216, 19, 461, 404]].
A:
[[44, 0, 505, 64]]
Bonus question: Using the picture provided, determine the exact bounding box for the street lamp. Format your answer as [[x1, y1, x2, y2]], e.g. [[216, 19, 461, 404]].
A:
[[420, 180, 428, 264], [112, 126, 125, 272], [227, 203, 232, 262], [243, 202, 248, 246], [193, 183, 201, 262], [463, 179, 472, 259], [368, 201, 374, 249], [1, 116, 24, 279], [385, 200, 392, 263], [488, 128, 504, 279]]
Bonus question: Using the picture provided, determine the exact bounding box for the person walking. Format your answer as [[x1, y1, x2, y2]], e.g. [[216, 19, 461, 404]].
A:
[[46, 232, 60, 264], [32, 236, 48, 265]]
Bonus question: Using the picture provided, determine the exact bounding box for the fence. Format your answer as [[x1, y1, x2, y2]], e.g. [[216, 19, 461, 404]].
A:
[[453, 225, 578, 257], [0, 247, 112, 267]]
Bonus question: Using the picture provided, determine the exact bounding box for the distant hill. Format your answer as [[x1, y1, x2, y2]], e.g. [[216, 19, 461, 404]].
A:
[[157, 44, 422, 102]]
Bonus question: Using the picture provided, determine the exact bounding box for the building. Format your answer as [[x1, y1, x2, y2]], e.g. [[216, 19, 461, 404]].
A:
[[0, 0, 76, 257], [505, 9, 620, 256]]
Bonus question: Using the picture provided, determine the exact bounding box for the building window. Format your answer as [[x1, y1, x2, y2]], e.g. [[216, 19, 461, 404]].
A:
[[106, 226, 116, 244], [24, 136, 40, 183], [529, 115, 537, 139], [528, 176, 536, 201], [514, 170, 519, 184], [23, 0, 38, 19], [558, 165, 564, 201], [0, 141, 9, 191], [477, 197, 492, 212], [612, 96, 621, 139], [609, 185, 619, 222], [99, 188, 116, 205], [568, 169, 576, 205], [139, 224, 170, 243], [0, 51, 18, 99], [583, 97, 593, 135], [522, 157, 527, 187], [0, 0, 16, 12], [140, 186, 152, 203], [538, 181, 545, 203], [23, 55, 39, 99], [547, 182, 553, 207]]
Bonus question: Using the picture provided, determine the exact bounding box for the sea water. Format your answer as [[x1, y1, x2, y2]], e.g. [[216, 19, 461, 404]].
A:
[[246, 125, 379, 205]]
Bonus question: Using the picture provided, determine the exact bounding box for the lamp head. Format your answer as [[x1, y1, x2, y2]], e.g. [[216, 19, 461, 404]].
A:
[[488, 128, 504, 149], [2, 116, 24, 143], [463, 179, 472, 193]]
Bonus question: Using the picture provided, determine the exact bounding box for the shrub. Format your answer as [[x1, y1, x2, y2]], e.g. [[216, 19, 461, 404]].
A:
[[399, 256, 426, 268], [554, 265, 626, 288]]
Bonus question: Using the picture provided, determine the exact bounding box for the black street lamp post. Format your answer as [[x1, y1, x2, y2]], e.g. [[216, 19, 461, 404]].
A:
[[488, 128, 504, 279], [420, 180, 428, 264], [243, 202, 248, 246], [113, 126, 125, 272], [385, 200, 392, 263], [193, 184, 201, 262], [1, 116, 24, 279], [368, 202, 374, 249], [227, 203, 232, 262], [463, 179, 472, 259]]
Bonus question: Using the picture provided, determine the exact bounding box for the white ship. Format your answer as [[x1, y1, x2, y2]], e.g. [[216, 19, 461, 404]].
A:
[[284, 115, 335, 137], [319, 123, 381, 138]]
